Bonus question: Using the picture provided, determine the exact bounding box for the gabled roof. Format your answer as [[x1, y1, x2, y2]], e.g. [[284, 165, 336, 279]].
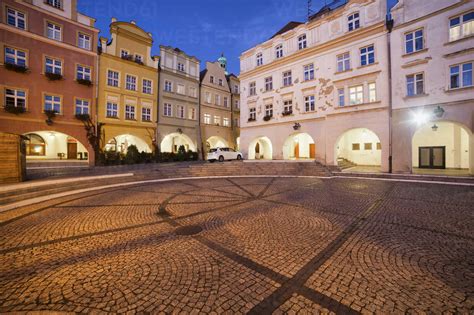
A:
[[309, 0, 347, 21], [270, 21, 304, 39], [199, 69, 208, 82]]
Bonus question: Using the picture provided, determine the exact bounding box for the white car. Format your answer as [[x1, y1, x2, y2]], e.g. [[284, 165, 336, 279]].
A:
[[207, 147, 243, 162]]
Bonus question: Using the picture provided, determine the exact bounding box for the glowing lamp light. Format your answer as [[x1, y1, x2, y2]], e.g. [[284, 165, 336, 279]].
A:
[[413, 110, 430, 125]]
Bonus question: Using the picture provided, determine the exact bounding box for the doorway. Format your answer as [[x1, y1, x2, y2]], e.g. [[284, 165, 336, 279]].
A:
[[67, 142, 78, 159], [419, 146, 445, 169]]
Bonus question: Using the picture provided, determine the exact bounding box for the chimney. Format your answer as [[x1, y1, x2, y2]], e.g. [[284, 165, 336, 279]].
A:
[[111, 17, 117, 23]]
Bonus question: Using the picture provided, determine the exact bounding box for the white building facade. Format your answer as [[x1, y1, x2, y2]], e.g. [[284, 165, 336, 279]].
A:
[[390, 0, 474, 175], [239, 0, 391, 171]]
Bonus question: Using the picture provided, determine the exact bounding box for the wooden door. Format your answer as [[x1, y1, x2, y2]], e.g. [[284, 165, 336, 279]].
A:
[[255, 143, 260, 159], [294, 143, 299, 158], [67, 142, 77, 159], [309, 143, 316, 159], [419, 146, 445, 169]]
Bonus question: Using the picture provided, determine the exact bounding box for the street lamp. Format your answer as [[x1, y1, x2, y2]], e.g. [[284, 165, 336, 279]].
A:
[[431, 124, 438, 131], [293, 123, 301, 131]]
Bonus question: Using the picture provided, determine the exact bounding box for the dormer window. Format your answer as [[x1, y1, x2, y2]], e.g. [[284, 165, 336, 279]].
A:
[[177, 62, 185, 72], [348, 13, 360, 32], [275, 44, 283, 59], [121, 49, 129, 58], [298, 34, 307, 50], [46, 0, 62, 9], [256, 53, 263, 66], [210, 76, 215, 84], [218, 79, 223, 86]]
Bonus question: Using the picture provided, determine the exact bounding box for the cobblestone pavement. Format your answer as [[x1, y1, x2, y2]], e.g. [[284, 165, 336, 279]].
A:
[[0, 177, 473, 314]]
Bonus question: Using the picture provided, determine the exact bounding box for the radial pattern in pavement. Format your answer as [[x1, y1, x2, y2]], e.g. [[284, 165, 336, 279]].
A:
[[0, 177, 473, 314]]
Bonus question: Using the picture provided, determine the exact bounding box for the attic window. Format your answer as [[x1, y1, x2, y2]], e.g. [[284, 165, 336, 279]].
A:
[[298, 34, 307, 50], [45, 0, 62, 9], [348, 13, 360, 31]]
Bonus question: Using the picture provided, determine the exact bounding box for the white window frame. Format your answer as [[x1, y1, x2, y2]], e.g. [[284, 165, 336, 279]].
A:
[[75, 98, 89, 115], [125, 104, 136, 120], [215, 94, 221, 105], [125, 74, 137, 91], [249, 108, 256, 120], [46, 0, 62, 9], [188, 107, 196, 120], [304, 64, 314, 81], [298, 34, 307, 50], [368, 82, 377, 102], [406, 73, 424, 96], [348, 12, 360, 32], [218, 79, 223, 86], [224, 97, 228, 107], [283, 100, 292, 113], [405, 29, 424, 54], [177, 105, 185, 119], [249, 82, 256, 96], [264, 77, 273, 91], [304, 95, 315, 112], [164, 103, 173, 117], [7, 7, 26, 30], [214, 115, 220, 125], [47, 22, 61, 41], [44, 94, 61, 113], [177, 62, 185, 72], [76, 65, 91, 81], [360, 45, 375, 66], [223, 117, 230, 127], [5, 88, 26, 109], [5, 47, 27, 66], [107, 70, 119, 87], [275, 44, 283, 59], [205, 92, 211, 103], [121, 49, 129, 58], [164, 80, 173, 92], [45, 57, 62, 74], [256, 53, 263, 66], [283, 71, 292, 86], [337, 52, 350, 72], [106, 102, 118, 118], [449, 11, 474, 42], [265, 104, 273, 117], [449, 62, 473, 89], [338, 88, 345, 107], [349, 85, 364, 105], [210, 76, 215, 84], [142, 79, 153, 94], [78, 33, 91, 50], [141, 107, 152, 122], [204, 113, 211, 124], [177, 84, 185, 95]]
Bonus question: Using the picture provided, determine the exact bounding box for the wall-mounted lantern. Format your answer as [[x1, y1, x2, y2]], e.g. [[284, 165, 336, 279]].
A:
[[293, 123, 301, 131]]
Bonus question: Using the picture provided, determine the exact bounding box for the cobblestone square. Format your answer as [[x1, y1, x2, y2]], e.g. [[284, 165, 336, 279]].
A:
[[0, 177, 473, 314]]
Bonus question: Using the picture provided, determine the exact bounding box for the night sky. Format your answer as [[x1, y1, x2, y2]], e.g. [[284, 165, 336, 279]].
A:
[[77, 0, 399, 75]]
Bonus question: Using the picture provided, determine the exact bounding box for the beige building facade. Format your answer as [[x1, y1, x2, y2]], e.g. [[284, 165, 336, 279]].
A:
[[157, 46, 200, 153], [200, 59, 237, 153], [390, 0, 473, 175], [98, 19, 159, 154], [227, 73, 241, 150], [239, 0, 390, 171]]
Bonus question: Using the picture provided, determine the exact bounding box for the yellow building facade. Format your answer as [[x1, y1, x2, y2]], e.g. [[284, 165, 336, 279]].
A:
[[98, 19, 159, 154]]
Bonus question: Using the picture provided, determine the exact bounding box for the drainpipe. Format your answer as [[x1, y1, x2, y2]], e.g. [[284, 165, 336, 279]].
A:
[[95, 40, 100, 166], [157, 58, 162, 153], [386, 14, 394, 173], [198, 78, 204, 160]]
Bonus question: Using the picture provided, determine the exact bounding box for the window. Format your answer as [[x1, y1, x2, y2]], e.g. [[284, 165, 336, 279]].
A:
[[224, 97, 228, 107], [218, 79, 223, 86], [177, 62, 185, 72], [45, 57, 62, 74], [234, 100, 240, 109], [405, 29, 423, 54], [364, 143, 372, 150], [265, 104, 273, 117], [349, 85, 364, 105], [177, 105, 185, 118], [249, 82, 256, 96], [283, 100, 292, 113], [276, 44, 283, 59], [78, 33, 91, 50], [205, 92, 211, 103], [449, 12, 474, 41], [76, 65, 91, 80], [214, 115, 220, 125], [338, 88, 345, 107], [164, 80, 172, 92], [376, 142, 382, 150], [164, 103, 172, 117], [44, 94, 61, 112], [210, 76, 215, 84], [406, 73, 424, 96], [215, 94, 221, 105], [121, 49, 129, 58], [223, 117, 230, 127], [7, 8, 26, 30], [46, 0, 62, 9], [142, 79, 152, 94], [5, 47, 26, 66], [204, 113, 211, 124], [368, 83, 376, 102], [106, 102, 118, 118], [47, 22, 61, 41], [189, 87, 197, 97], [5, 88, 26, 109], [125, 105, 135, 120], [360, 45, 375, 66], [304, 95, 315, 112], [256, 53, 263, 66], [177, 84, 185, 95], [189, 107, 196, 120], [283, 71, 292, 86], [352, 143, 360, 150], [233, 85, 239, 94], [107, 70, 119, 87], [249, 108, 256, 120], [142, 107, 151, 121], [264, 77, 273, 91], [25, 134, 45, 156], [304, 64, 314, 81], [126, 75, 137, 91], [234, 118, 240, 127], [337, 52, 350, 72], [298, 34, 307, 50], [75, 99, 89, 115], [450, 62, 473, 89], [135, 55, 143, 63], [348, 13, 360, 31]]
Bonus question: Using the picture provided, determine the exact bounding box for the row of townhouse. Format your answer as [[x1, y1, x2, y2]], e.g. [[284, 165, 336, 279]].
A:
[[239, 0, 474, 175], [0, 0, 240, 166]]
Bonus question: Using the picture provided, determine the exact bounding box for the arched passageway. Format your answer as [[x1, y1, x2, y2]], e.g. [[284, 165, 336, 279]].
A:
[[206, 136, 228, 151], [335, 128, 381, 170], [161, 133, 196, 153], [248, 136, 272, 160], [24, 131, 89, 160], [104, 134, 151, 153], [282, 133, 315, 160]]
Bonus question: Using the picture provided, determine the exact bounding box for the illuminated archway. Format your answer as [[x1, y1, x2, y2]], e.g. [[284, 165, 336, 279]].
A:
[[105, 134, 151, 153], [160, 133, 196, 153], [412, 121, 471, 171], [335, 128, 381, 167], [248, 136, 272, 160], [23, 131, 89, 160], [282, 133, 315, 160], [206, 136, 228, 150]]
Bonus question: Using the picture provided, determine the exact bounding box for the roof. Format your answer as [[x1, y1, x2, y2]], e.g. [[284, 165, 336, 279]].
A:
[[199, 69, 208, 82], [270, 21, 304, 39], [308, 0, 347, 21]]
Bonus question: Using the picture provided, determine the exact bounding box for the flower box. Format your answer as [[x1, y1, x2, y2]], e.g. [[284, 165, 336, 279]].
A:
[[45, 72, 63, 81], [247, 117, 256, 122], [4, 104, 26, 114], [263, 115, 272, 121], [282, 110, 293, 116], [4, 63, 29, 73], [77, 78, 92, 86]]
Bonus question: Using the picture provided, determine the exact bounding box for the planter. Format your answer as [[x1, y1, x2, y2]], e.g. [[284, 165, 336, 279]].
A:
[[121, 55, 133, 61], [134, 59, 144, 65], [45, 72, 63, 81], [282, 110, 293, 116], [247, 118, 256, 122], [4, 104, 26, 115], [263, 115, 272, 121], [4, 63, 29, 73], [75, 113, 90, 121], [77, 78, 92, 86]]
